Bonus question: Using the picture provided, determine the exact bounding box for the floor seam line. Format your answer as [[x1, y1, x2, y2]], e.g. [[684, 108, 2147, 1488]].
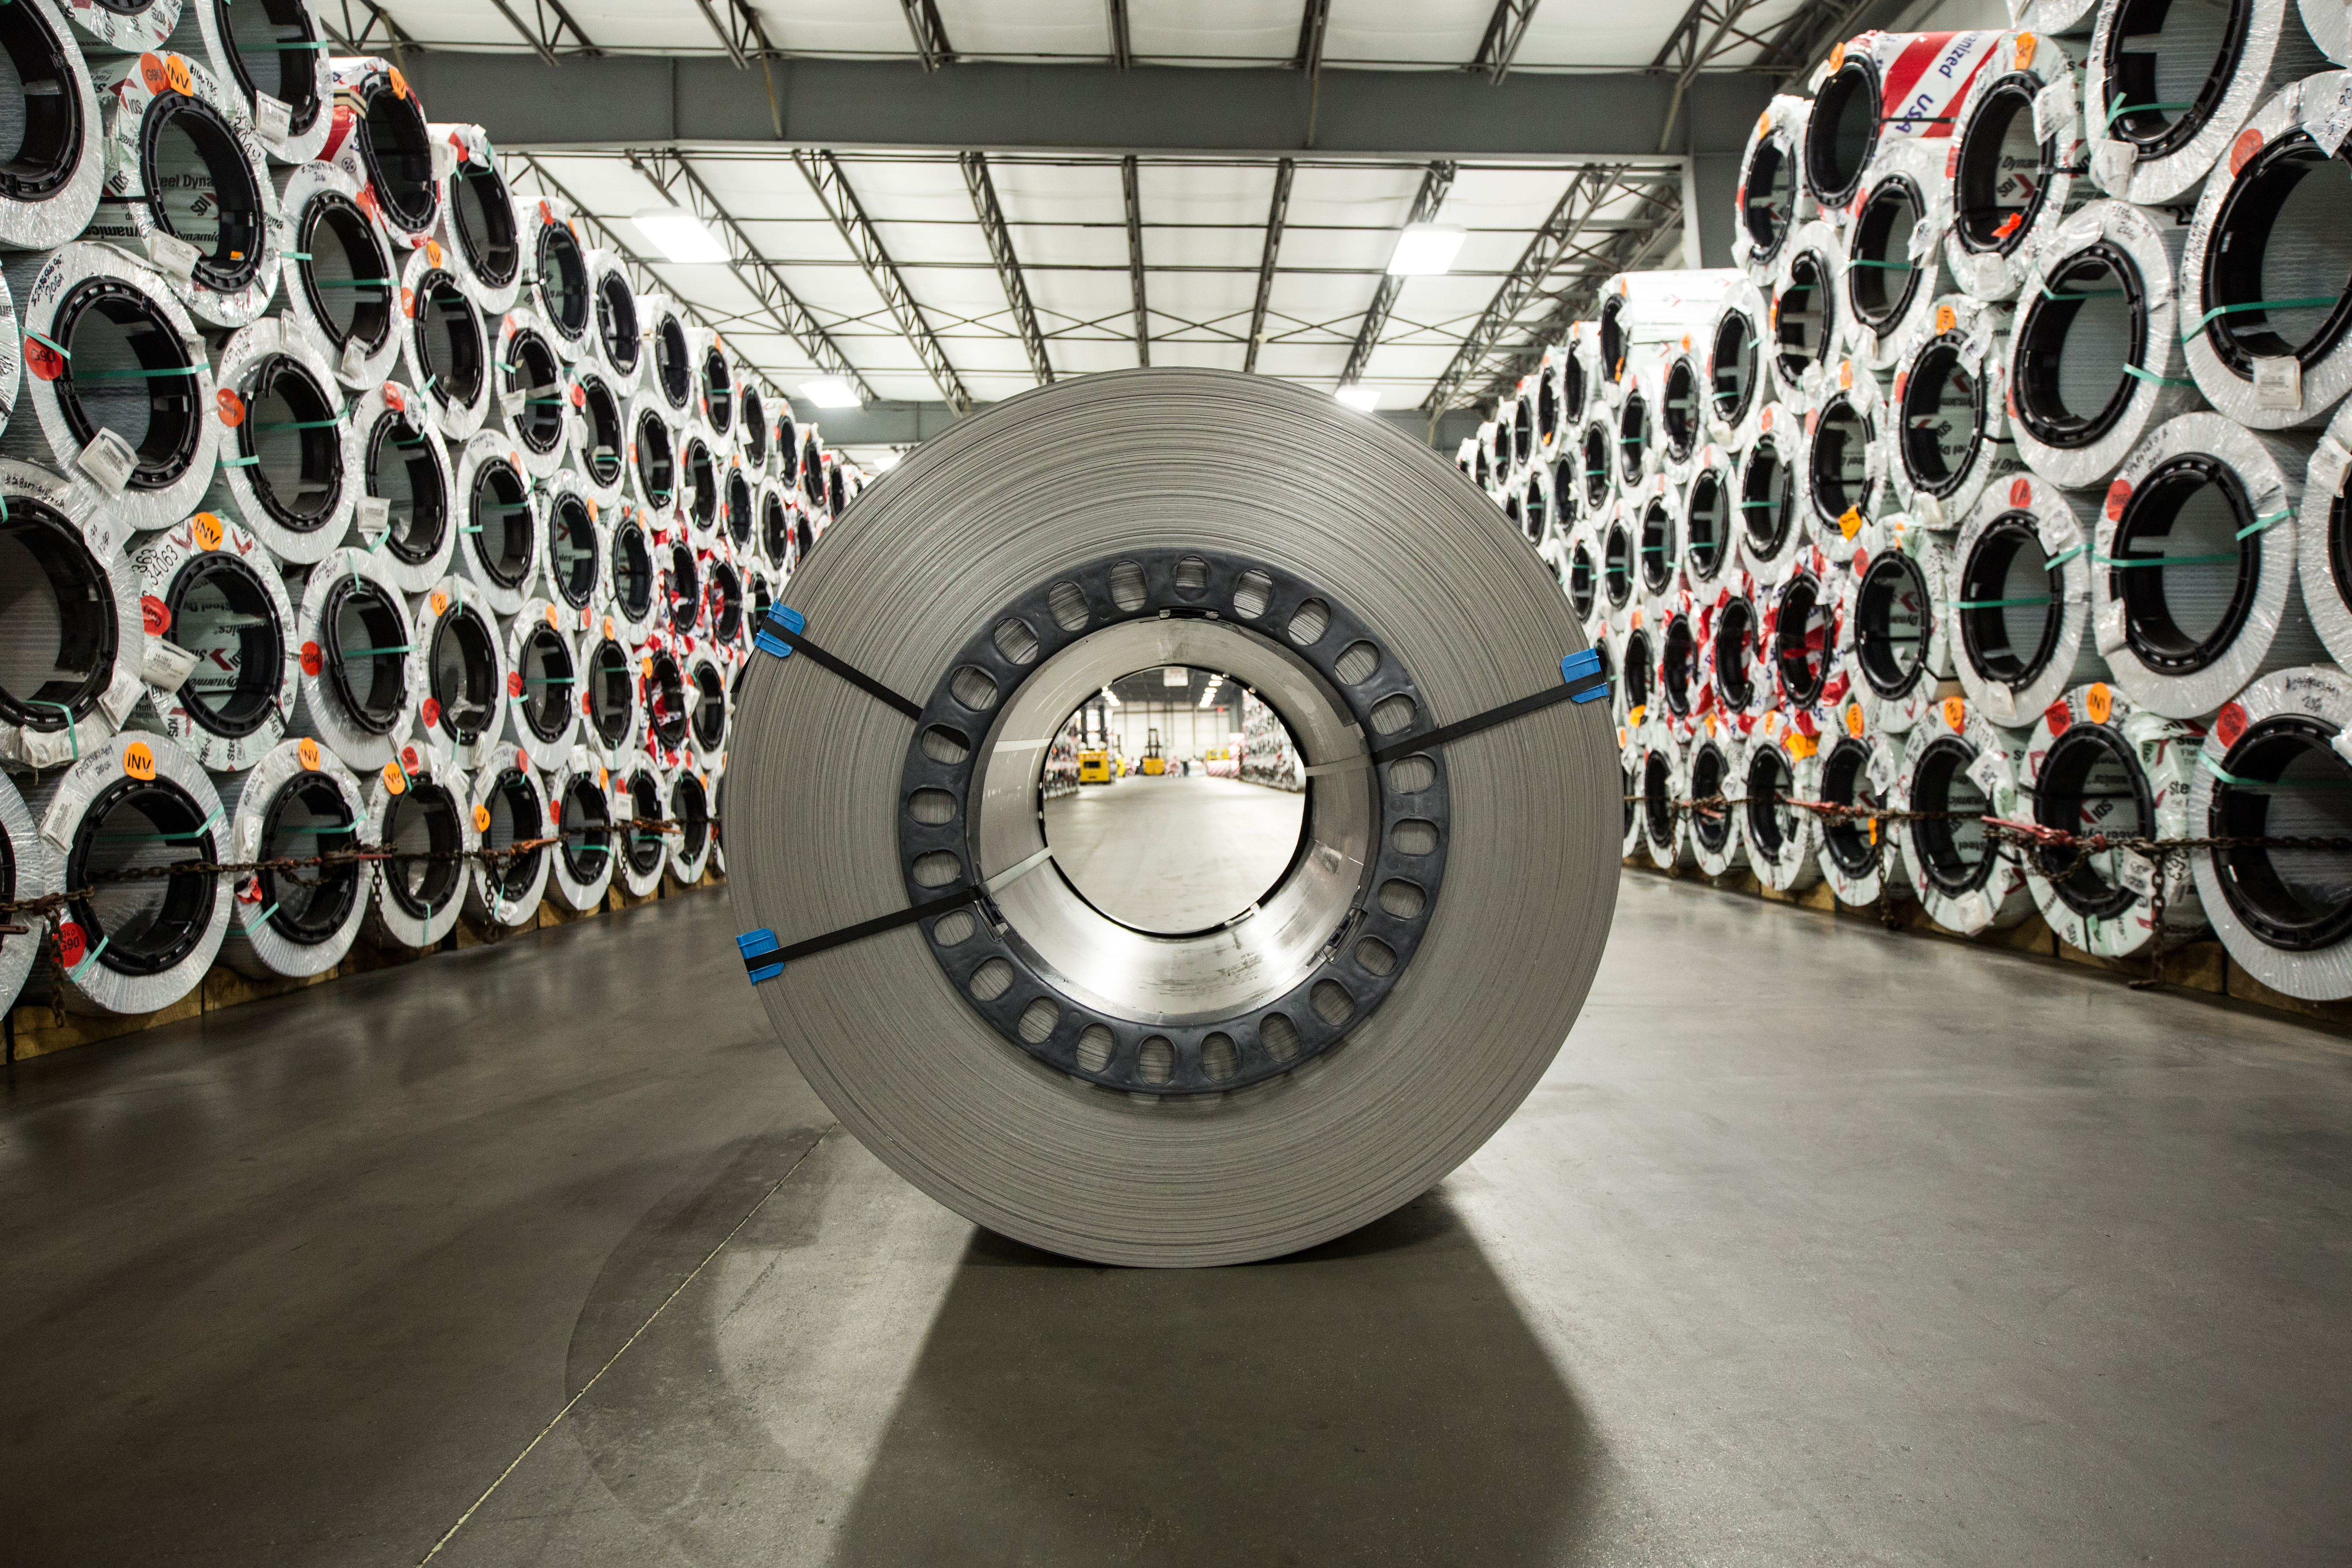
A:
[[414, 1123, 838, 1565]]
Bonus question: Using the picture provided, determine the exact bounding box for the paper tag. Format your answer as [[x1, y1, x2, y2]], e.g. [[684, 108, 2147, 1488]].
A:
[[252, 91, 293, 147], [2117, 850, 2156, 899], [75, 428, 138, 497], [144, 228, 200, 283], [1967, 748, 2009, 797], [2092, 138, 2137, 193], [2252, 356, 2303, 412], [356, 494, 391, 545], [2312, 434, 2352, 502], [501, 385, 527, 418], [339, 336, 368, 382], [2095, 599, 2129, 656], [430, 138, 457, 184], [2301, 75, 2352, 157], [2033, 78, 2078, 144], [141, 635, 199, 694]]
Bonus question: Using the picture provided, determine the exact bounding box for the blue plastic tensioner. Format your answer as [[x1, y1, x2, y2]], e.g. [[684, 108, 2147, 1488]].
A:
[[1560, 647, 1610, 705], [737, 927, 784, 985], [753, 605, 804, 659]]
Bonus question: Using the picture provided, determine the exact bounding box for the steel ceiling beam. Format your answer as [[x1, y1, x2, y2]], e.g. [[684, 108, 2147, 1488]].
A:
[[615, 149, 877, 404], [1471, 0, 1543, 83], [483, 0, 596, 67], [900, 0, 956, 71], [1105, 0, 1133, 69], [1243, 158, 1295, 375], [1755, 0, 1887, 80], [1339, 160, 1457, 389], [960, 151, 1053, 385], [1121, 154, 1149, 367], [793, 150, 973, 411], [1294, 0, 1332, 146], [1650, 0, 1792, 151], [319, 0, 416, 67]]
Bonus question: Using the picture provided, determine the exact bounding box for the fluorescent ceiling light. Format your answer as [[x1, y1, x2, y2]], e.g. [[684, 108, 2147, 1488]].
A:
[[801, 376, 860, 409], [631, 205, 727, 264], [1387, 223, 1466, 276], [1334, 385, 1381, 411], [1100, 686, 1119, 707]]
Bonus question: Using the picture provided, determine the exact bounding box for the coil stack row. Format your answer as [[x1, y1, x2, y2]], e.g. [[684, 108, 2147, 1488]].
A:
[[1463, 0, 2352, 1002], [0, 0, 869, 1025]]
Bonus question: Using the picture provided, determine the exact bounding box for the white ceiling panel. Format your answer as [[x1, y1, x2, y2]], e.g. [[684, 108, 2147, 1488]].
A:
[[938, 0, 1110, 59], [1324, 0, 1494, 66], [1127, 0, 1299, 63], [748, 0, 914, 57]]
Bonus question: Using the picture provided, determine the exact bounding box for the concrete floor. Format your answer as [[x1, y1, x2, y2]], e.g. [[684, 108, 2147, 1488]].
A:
[[4, 877, 2350, 1565], [1042, 774, 1304, 929]]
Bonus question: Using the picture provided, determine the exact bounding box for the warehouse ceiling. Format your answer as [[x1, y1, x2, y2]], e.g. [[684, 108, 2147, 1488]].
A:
[[336, 0, 1875, 461]]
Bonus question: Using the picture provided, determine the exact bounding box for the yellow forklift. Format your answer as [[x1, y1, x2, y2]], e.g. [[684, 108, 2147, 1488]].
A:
[[1140, 727, 1166, 775], [1076, 701, 1114, 784]]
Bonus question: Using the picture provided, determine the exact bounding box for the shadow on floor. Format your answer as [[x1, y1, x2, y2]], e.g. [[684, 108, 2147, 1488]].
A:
[[824, 1192, 1604, 1568]]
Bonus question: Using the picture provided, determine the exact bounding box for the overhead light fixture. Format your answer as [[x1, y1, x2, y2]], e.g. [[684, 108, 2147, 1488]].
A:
[[1334, 385, 1381, 411], [1387, 223, 1466, 276], [631, 205, 727, 264], [1199, 675, 1225, 708], [1100, 686, 1120, 707], [801, 376, 860, 409]]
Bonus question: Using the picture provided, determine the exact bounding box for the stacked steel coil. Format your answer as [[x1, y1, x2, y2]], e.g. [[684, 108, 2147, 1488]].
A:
[[0, 0, 870, 1021], [1489, 0, 2352, 998]]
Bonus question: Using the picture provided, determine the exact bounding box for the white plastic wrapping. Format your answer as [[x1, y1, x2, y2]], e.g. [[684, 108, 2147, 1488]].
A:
[[0, 772, 59, 1012], [1697, 567, 1774, 737], [357, 733, 472, 951], [1736, 403, 1807, 583], [565, 361, 628, 510], [1702, 276, 1769, 449], [1892, 694, 2038, 931], [582, 248, 644, 399], [544, 744, 616, 913], [274, 161, 403, 390], [1595, 269, 1743, 405], [409, 574, 504, 774], [1841, 137, 1953, 366], [449, 428, 539, 616], [0, 0, 105, 250], [346, 379, 452, 594], [2085, 0, 2328, 206], [1953, 472, 2110, 726], [285, 543, 416, 771], [203, 315, 358, 566], [125, 509, 296, 772], [520, 194, 592, 362], [430, 123, 521, 316], [504, 598, 580, 771], [0, 457, 145, 772], [1943, 30, 2093, 302], [399, 239, 491, 440], [1889, 293, 2024, 528], [1812, 718, 1908, 907], [321, 57, 441, 244], [1771, 220, 1845, 408], [1837, 515, 1956, 735], [466, 755, 550, 929], [490, 307, 570, 479], [1742, 721, 1824, 891], [1684, 729, 1747, 877], [1804, 30, 2005, 209], [215, 736, 370, 980], [1680, 443, 1740, 590], [2294, 395, 2352, 663], [610, 760, 669, 900], [1635, 717, 1696, 871], [1799, 357, 1892, 564], [1733, 95, 1816, 286]]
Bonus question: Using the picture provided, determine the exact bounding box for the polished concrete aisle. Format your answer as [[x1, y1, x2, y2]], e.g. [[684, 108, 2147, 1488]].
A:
[[4, 878, 2350, 1564], [1040, 775, 1302, 929]]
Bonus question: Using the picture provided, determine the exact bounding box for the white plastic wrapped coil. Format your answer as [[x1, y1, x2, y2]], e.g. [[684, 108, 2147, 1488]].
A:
[[2296, 396, 2352, 662], [1800, 357, 1892, 563], [0, 0, 105, 250], [466, 754, 549, 929], [666, 757, 714, 884], [753, 476, 793, 577], [2, 241, 216, 533], [693, 327, 740, 450], [286, 543, 414, 770], [1736, 403, 1806, 583], [2085, 0, 2328, 205], [58, 0, 178, 59], [1630, 474, 1682, 600], [677, 419, 725, 548], [1685, 728, 1746, 877], [0, 771, 59, 1012], [564, 361, 626, 510], [1680, 444, 1739, 590], [2008, 198, 2203, 488], [321, 57, 439, 244], [1812, 715, 1908, 907], [1889, 294, 2024, 529], [1657, 343, 1708, 483], [2094, 410, 2324, 716], [203, 315, 356, 566], [2177, 73, 2352, 429], [738, 381, 771, 475], [637, 627, 692, 771], [539, 466, 604, 633], [1733, 95, 1817, 286], [638, 291, 694, 417], [721, 454, 757, 559], [503, 598, 579, 771], [1595, 270, 1742, 404], [125, 509, 295, 773], [2012, 0, 2100, 36], [2015, 679, 2206, 955], [27, 730, 229, 1013], [544, 744, 615, 913], [1837, 516, 1956, 735], [1804, 30, 2006, 209], [1571, 408, 1615, 522], [518, 195, 591, 362], [1743, 721, 1824, 891], [0, 457, 145, 772], [410, 574, 503, 774], [582, 248, 643, 397], [274, 160, 403, 389], [430, 124, 520, 315], [1771, 220, 1844, 408], [656, 516, 706, 642], [574, 619, 640, 766], [1892, 693, 2038, 931], [1841, 138, 1954, 366], [1637, 718, 1696, 870], [1563, 521, 1603, 634], [356, 735, 471, 950], [345, 378, 451, 593], [399, 240, 490, 440], [1697, 567, 1773, 736], [215, 735, 368, 980], [1766, 543, 1852, 742], [702, 541, 748, 655], [603, 500, 659, 645], [1533, 341, 1581, 461], [1618, 727, 1644, 858], [167, 0, 332, 165], [489, 307, 569, 479], [610, 758, 668, 900], [449, 429, 538, 615], [1651, 587, 1705, 739], [1944, 30, 2093, 301], [1476, 417, 1507, 497], [1598, 499, 1640, 635], [2188, 663, 2352, 997], [1953, 473, 2110, 726], [626, 384, 681, 521], [1702, 277, 1768, 449]]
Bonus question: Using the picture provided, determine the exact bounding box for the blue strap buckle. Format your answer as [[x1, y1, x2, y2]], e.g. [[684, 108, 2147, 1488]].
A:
[[754, 605, 804, 659], [737, 927, 784, 984], [1560, 647, 1611, 705]]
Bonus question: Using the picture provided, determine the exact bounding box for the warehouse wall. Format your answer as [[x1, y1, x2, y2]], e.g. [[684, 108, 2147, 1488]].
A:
[[1105, 703, 1241, 762]]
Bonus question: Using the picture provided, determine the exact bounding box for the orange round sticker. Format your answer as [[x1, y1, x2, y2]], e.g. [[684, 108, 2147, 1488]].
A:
[[138, 53, 169, 94], [429, 590, 448, 617], [297, 737, 321, 771], [164, 54, 193, 96], [300, 640, 322, 676], [122, 741, 156, 781], [382, 760, 407, 795], [473, 802, 491, 833], [141, 595, 169, 635], [191, 510, 223, 551], [1943, 695, 1967, 733], [543, 604, 560, 629], [2013, 31, 2037, 68], [603, 615, 614, 639], [425, 238, 444, 269], [2085, 682, 2113, 724], [1845, 702, 1865, 739], [515, 747, 529, 772], [597, 767, 609, 789], [401, 287, 417, 320], [1935, 303, 1956, 336], [388, 65, 411, 100], [24, 335, 64, 382]]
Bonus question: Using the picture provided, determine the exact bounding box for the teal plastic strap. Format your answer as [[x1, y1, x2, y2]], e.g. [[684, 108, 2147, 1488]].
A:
[[25, 329, 68, 360], [2120, 362, 2195, 388], [67, 935, 111, 986], [2182, 297, 2339, 342], [2105, 97, 2193, 130], [2236, 506, 2292, 540], [1953, 595, 2051, 608], [2198, 750, 2352, 788], [31, 700, 77, 762], [2046, 541, 2089, 568], [2096, 551, 2238, 568]]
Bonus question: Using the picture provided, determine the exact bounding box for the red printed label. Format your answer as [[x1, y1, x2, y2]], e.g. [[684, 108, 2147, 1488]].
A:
[[2008, 477, 2034, 508], [56, 921, 87, 968], [141, 595, 170, 635], [2230, 127, 2265, 177], [505, 670, 523, 697], [2214, 701, 2248, 748], [2105, 479, 2132, 521], [2045, 700, 2072, 738], [24, 335, 63, 381], [215, 388, 246, 427], [299, 640, 322, 676], [421, 696, 443, 729]]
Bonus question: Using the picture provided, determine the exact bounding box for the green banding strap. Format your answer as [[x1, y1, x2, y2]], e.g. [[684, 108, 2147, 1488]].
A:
[[1846, 259, 1915, 270], [2183, 297, 2340, 341], [1953, 595, 2052, 608], [31, 700, 77, 761], [253, 902, 281, 925], [2046, 542, 2089, 568], [67, 936, 111, 986], [525, 396, 566, 405], [458, 525, 483, 534], [2097, 551, 2241, 568], [25, 330, 69, 360], [221, 454, 261, 467], [81, 367, 194, 379], [2120, 362, 2196, 388], [2105, 98, 2194, 130], [339, 644, 412, 655], [2199, 750, 2352, 788], [2040, 286, 2125, 301], [282, 252, 311, 261], [1739, 500, 1780, 509], [255, 419, 344, 429], [2237, 506, 2292, 540], [496, 360, 517, 373], [311, 278, 393, 288], [522, 676, 575, 685]]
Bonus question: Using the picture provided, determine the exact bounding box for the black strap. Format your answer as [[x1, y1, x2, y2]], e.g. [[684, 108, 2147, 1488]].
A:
[[742, 884, 978, 976], [1370, 680, 1582, 766], [766, 621, 925, 721]]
